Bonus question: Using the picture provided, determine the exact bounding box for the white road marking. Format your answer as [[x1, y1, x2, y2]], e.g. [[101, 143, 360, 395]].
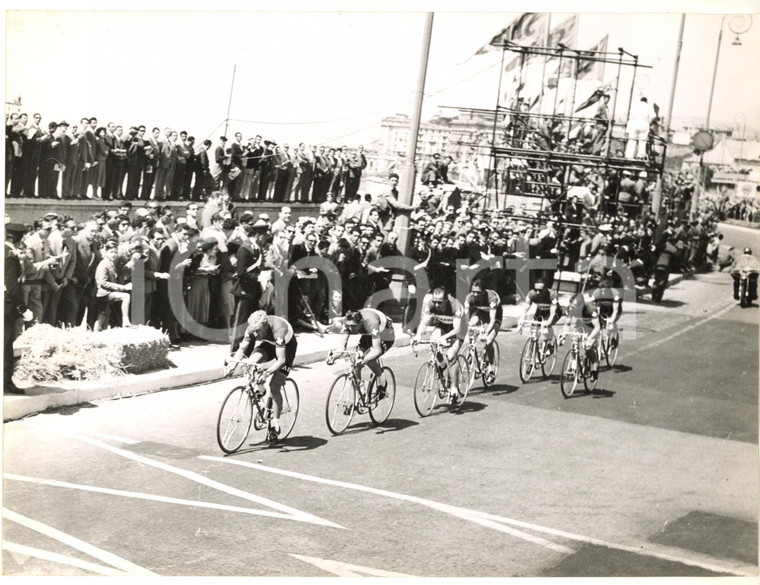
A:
[[200, 456, 571, 553], [289, 554, 417, 577], [3, 541, 129, 576], [60, 432, 343, 529], [4, 473, 296, 521], [201, 457, 756, 577], [625, 300, 736, 360], [2, 508, 156, 576]]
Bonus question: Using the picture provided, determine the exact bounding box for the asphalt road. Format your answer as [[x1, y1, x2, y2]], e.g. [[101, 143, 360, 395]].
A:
[[2, 271, 758, 579]]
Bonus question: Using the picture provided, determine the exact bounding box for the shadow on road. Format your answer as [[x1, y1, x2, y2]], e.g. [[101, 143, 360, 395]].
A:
[[229, 434, 330, 455], [637, 298, 687, 308], [608, 364, 632, 374], [486, 383, 521, 395], [54, 402, 99, 416], [590, 388, 616, 398]]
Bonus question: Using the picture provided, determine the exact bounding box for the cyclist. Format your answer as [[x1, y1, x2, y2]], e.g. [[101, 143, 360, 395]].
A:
[[413, 286, 465, 404], [517, 278, 560, 353], [592, 278, 622, 347], [224, 310, 298, 441], [463, 278, 501, 383], [329, 308, 394, 395], [560, 292, 601, 382]]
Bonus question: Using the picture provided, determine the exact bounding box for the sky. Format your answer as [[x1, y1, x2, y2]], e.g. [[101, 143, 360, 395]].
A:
[[4, 1, 760, 149]]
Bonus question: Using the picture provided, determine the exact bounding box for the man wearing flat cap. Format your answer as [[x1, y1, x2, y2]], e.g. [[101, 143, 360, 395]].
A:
[[230, 219, 268, 353], [5, 223, 34, 394]]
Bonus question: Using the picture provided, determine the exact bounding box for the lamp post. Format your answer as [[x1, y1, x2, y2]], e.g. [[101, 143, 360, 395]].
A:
[[692, 14, 751, 220]]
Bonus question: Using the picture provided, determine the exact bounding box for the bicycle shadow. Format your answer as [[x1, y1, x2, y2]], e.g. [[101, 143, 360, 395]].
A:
[[607, 364, 632, 374], [224, 435, 329, 456], [478, 383, 520, 396], [589, 387, 616, 398], [338, 418, 419, 436]]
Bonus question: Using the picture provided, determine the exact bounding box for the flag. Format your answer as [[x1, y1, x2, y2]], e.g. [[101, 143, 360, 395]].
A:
[[473, 13, 549, 56], [574, 82, 614, 113], [541, 15, 581, 87], [576, 35, 609, 80]]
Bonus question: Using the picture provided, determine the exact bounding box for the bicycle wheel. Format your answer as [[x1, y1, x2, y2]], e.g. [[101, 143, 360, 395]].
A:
[[325, 374, 356, 435], [368, 366, 396, 425], [483, 341, 500, 387], [465, 346, 478, 390], [605, 329, 619, 367], [519, 338, 537, 383], [216, 386, 253, 454], [560, 351, 580, 398], [413, 362, 438, 417], [541, 340, 557, 378], [583, 358, 599, 392], [278, 378, 300, 440], [454, 354, 470, 405]]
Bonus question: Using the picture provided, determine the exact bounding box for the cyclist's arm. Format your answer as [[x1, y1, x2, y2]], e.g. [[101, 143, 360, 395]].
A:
[[443, 312, 463, 341], [364, 336, 383, 363], [518, 300, 532, 326], [610, 300, 622, 325], [484, 307, 497, 336], [587, 316, 602, 344], [265, 344, 287, 377], [547, 300, 559, 324], [415, 311, 432, 340], [338, 331, 350, 352]]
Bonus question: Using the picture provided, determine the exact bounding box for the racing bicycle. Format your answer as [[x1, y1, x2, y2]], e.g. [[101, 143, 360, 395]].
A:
[[517, 320, 557, 382], [324, 350, 396, 435], [464, 325, 500, 390], [411, 338, 470, 416], [558, 330, 598, 398], [598, 321, 620, 367], [216, 360, 300, 453]]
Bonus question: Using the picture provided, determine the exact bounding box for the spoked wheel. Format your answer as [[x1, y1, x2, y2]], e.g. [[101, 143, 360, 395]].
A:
[[217, 386, 253, 454], [483, 341, 500, 387], [465, 347, 478, 391], [519, 338, 537, 383], [368, 367, 396, 425], [325, 374, 357, 435], [413, 362, 438, 417], [278, 378, 300, 440], [541, 340, 557, 378], [604, 329, 619, 367], [583, 358, 598, 392], [740, 279, 749, 308], [452, 354, 470, 406], [560, 352, 580, 398]]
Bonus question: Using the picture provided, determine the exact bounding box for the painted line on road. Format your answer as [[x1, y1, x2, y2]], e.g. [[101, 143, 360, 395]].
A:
[[2, 508, 156, 576], [3, 541, 129, 576], [624, 300, 736, 360], [4, 473, 296, 521], [289, 554, 417, 577], [199, 456, 571, 554], [200, 457, 755, 576], [60, 432, 343, 529]]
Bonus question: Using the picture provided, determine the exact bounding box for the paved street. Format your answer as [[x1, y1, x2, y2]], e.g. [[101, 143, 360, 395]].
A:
[[2, 265, 757, 578]]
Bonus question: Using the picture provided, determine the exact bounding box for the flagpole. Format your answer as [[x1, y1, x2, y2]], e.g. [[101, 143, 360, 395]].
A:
[[491, 47, 507, 210], [537, 13, 552, 116], [223, 64, 237, 138]]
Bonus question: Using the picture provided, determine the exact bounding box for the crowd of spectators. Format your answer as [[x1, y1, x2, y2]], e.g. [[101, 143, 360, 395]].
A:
[[5, 112, 368, 204], [6, 155, 724, 356]]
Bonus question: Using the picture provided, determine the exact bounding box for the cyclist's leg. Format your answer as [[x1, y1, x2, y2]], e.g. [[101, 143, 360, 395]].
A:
[[268, 370, 287, 431], [446, 338, 463, 396], [484, 326, 498, 365]]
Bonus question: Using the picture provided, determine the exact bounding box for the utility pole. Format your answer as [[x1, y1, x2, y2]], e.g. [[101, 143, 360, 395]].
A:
[[223, 65, 237, 138], [398, 12, 434, 255]]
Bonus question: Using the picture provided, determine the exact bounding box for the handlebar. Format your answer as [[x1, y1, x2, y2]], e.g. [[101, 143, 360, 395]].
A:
[[411, 338, 449, 357], [326, 349, 363, 366]]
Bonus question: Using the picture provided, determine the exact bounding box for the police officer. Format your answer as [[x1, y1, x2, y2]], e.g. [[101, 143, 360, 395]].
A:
[[5, 223, 34, 394]]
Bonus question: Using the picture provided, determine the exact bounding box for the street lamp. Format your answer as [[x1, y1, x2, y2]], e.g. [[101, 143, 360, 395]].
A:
[[692, 14, 752, 219]]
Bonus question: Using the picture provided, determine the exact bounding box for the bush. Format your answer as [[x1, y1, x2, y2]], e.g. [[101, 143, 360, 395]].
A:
[[14, 324, 171, 383]]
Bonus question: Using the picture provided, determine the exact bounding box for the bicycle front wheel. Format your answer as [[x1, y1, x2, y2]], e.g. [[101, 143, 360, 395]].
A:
[[455, 354, 470, 404], [605, 330, 619, 367], [325, 374, 356, 435], [560, 351, 580, 398], [519, 338, 536, 383], [583, 359, 599, 392], [278, 378, 300, 440], [413, 362, 438, 417], [541, 340, 557, 378], [217, 386, 253, 454], [483, 341, 500, 387], [368, 366, 396, 425]]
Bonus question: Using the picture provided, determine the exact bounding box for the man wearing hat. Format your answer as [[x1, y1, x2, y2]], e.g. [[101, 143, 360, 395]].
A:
[[230, 219, 268, 354], [5, 223, 34, 394], [214, 136, 230, 193]]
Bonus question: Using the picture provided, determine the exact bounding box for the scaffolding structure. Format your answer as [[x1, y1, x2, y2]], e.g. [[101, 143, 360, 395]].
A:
[[446, 40, 667, 226]]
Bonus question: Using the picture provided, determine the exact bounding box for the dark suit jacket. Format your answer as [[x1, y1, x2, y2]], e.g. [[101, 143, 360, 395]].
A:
[[231, 240, 262, 298]]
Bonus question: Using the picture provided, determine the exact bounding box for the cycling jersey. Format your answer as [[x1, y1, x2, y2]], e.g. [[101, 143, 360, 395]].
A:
[[421, 294, 464, 334], [592, 287, 622, 320], [465, 289, 503, 325], [566, 301, 599, 328], [526, 288, 559, 321], [343, 308, 395, 352], [241, 315, 297, 372]]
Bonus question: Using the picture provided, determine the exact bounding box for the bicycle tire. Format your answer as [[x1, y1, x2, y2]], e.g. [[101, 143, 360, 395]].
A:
[[465, 346, 478, 390], [413, 362, 438, 417], [560, 351, 579, 398], [325, 374, 356, 435], [278, 378, 300, 440], [541, 340, 557, 378], [216, 386, 253, 454], [368, 366, 396, 425], [605, 329, 619, 367], [484, 340, 500, 387], [519, 338, 536, 383], [583, 357, 599, 392], [454, 354, 470, 405]]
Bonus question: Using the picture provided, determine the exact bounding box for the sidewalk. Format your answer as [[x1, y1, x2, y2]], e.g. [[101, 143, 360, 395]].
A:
[[2, 272, 689, 422]]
